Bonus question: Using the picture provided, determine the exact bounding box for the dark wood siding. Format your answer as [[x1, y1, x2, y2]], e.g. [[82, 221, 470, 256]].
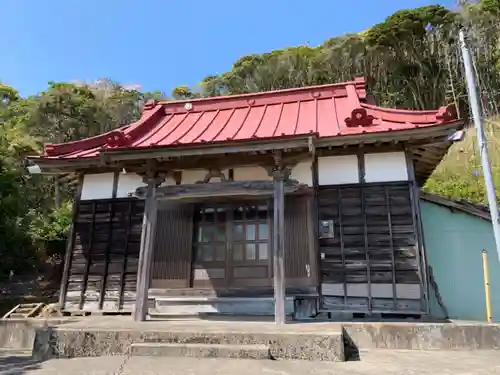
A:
[[319, 182, 423, 313], [262, 195, 317, 290], [151, 204, 194, 288], [63, 198, 144, 312], [284, 195, 316, 287]]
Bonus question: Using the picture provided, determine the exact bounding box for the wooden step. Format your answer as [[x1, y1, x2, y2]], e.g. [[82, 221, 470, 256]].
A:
[[3, 303, 46, 319], [130, 342, 271, 360], [152, 297, 295, 316]]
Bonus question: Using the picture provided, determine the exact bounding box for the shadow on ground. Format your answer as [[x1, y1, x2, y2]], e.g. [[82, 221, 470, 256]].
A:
[[0, 353, 41, 375]]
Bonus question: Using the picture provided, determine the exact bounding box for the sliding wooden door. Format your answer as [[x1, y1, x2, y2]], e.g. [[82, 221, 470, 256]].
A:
[[192, 202, 272, 288]]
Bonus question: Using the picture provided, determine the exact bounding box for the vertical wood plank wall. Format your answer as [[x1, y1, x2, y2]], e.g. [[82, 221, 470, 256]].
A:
[[318, 182, 424, 313], [151, 204, 194, 289], [63, 198, 145, 312], [283, 196, 317, 287]]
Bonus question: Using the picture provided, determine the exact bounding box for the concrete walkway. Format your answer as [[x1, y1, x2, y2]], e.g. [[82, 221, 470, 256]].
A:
[[2, 350, 500, 375]]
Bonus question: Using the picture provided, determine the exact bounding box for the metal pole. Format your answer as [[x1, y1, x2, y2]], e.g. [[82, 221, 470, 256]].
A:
[[460, 30, 500, 264], [482, 250, 493, 323]]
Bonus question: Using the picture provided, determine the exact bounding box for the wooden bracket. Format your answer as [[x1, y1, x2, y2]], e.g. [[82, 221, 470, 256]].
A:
[[173, 170, 182, 185], [273, 151, 283, 169], [308, 136, 316, 159], [197, 167, 228, 184], [138, 160, 166, 187], [140, 172, 166, 187]]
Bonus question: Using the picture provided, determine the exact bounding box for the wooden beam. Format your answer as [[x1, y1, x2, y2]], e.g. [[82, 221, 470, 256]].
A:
[[133, 180, 310, 201], [102, 137, 313, 162], [133, 174, 160, 321], [272, 165, 287, 324], [357, 151, 372, 313], [406, 150, 430, 315], [54, 175, 61, 210]]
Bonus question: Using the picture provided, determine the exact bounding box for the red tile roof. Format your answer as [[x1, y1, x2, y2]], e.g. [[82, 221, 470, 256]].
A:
[[41, 77, 459, 159]]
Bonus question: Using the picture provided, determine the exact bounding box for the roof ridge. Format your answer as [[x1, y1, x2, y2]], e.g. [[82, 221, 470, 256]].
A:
[[159, 77, 367, 107]]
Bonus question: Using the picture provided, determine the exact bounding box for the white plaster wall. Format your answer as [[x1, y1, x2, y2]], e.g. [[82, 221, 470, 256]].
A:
[[87, 164, 313, 199], [290, 160, 313, 186], [181, 170, 212, 184], [318, 155, 359, 185], [233, 166, 271, 181], [116, 173, 146, 198], [165, 167, 270, 185], [364, 152, 408, 183], [81, 173, 115, 200]]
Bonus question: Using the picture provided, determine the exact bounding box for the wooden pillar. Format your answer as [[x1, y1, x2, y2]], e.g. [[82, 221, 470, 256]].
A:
[[405, 150, 430, 314], [54, 175, 61, 210], [273, 168, 286, 325], [133, 173, 160, 321]]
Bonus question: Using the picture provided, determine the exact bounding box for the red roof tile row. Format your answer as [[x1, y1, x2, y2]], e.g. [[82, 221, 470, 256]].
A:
[[42, 77, 458, 159]]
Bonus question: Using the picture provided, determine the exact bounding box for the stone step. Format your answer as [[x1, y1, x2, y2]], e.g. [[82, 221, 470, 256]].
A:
[[147, 312, 294, 322], [130, 342, 271, 360], [153, 297, 294, 316]]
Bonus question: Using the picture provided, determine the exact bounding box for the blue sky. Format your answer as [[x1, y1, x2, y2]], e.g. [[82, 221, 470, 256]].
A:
[[3, 0, 456, 97]]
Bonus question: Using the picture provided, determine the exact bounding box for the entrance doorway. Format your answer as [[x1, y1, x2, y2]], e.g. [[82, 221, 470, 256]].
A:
[[192, 202, 272, 288]]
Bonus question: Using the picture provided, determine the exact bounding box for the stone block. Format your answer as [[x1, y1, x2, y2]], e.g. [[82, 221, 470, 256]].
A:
[[32, 326, 345, 361], [130, 342, 271, 359], [342, 323, 500, 350]]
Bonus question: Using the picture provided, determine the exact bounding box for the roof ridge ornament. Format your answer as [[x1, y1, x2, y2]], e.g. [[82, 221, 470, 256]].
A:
[[44, 144, 56, 156], [143, 99, 158, 110], [436, 104, 458, 123], [345, 108, 374, 127], [106, 130, 132, 148]]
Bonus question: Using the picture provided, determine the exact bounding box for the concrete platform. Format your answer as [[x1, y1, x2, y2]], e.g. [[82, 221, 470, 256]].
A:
[[3, 316, 500, 364], [342, 321, 500, 351], [0, 318, 70, 350], [31, 317, 345, 362], [4, 349, 500, 375]]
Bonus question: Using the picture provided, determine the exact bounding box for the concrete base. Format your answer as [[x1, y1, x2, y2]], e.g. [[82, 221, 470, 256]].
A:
[[31, 318, 344, 362], [342, 322, 500, 350], [130, 342, 271, 359], [0, 319, 69, 350], [5, 316, 500, 364]]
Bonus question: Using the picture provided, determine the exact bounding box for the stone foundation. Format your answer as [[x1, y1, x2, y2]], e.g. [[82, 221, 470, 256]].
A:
[[342, 322, 500, 350], [32, 321, 344, 361], [0, 319, 69, 350], [4, 317, 500, 363]]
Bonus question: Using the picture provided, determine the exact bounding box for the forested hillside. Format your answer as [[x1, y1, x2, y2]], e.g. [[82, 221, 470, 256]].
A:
[[1, 0, 500, 279]]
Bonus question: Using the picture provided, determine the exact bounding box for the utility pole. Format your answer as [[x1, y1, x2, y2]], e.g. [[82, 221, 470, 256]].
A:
[[460, 29, 500, 263]]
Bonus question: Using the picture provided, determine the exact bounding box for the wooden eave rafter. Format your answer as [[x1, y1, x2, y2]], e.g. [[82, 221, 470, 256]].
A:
[[96, 121, 462, 162], [29, 120, 462, 166]]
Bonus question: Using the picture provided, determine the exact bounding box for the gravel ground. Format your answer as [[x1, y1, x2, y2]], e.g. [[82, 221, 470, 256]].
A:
[[1, 349, 500, 375]]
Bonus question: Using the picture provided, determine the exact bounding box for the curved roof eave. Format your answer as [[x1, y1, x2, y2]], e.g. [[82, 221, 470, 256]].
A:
[[35, 77, 462, 162]]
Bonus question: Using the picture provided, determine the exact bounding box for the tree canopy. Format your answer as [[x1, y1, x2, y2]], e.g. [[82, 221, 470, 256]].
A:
[[2, 0, 500, 279]]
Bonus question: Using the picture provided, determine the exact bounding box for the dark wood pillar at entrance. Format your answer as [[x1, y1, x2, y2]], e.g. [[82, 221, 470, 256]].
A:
[[272, 159, 287, 325], [134, 171, 165, 321]]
